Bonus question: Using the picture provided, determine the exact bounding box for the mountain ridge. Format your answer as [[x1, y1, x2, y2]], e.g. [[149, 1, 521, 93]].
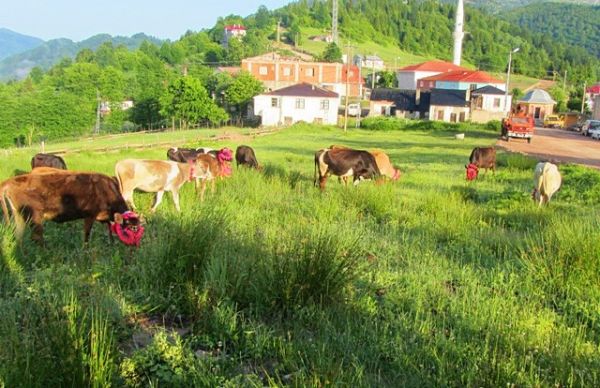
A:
[[0, 28, 44, 61]]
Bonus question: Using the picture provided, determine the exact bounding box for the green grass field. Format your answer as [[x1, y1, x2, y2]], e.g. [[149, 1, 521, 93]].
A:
[[1, 122, 599, 386]]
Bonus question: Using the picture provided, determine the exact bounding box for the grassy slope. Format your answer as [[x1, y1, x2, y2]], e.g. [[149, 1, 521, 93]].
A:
[[1, 123, 599, 386], [297, 27, 541, 90]]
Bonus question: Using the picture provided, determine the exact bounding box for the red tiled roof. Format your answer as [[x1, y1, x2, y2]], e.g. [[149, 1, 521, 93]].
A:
[[224, 25, 246, 31], [264, 83, 338, 98], [419, 70, 504, 84], [399, 60, 467, 72], [587, 84, 600, 94]]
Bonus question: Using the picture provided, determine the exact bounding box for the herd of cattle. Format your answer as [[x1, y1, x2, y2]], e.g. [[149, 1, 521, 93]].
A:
[[0, 143, 562, 247]]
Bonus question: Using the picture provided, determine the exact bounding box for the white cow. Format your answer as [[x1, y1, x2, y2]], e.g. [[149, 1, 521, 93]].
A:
[[533, 162, 562, 206], [115, 159, 205, 212]]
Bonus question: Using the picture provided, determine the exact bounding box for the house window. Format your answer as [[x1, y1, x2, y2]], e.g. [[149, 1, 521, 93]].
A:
[[493, 98, 501, 108], [295, 98, 305, 109], [450, 113, 457, 122], [305, 68, 314, 77], [459, 112, 466, 122], [320, 99, 330, 110], [437, 110, 444, 120], [283, 67, 291, 76], [271, 98, 279, 107], [475, 97, 483, 109], [259, 66, 268, 75]]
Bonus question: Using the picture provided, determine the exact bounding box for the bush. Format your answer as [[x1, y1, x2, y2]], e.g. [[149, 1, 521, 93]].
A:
[[360, 116, 492, 132]]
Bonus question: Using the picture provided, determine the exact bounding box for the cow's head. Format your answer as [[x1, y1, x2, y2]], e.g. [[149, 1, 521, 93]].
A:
[[465, 163, 479, 181], [217, 148, 233, 162], [111, 211, 145, 247]]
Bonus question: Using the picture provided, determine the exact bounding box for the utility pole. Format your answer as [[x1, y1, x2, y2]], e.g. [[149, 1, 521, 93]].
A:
[[371, 53, 376, 91], [332, 0, 339, 44], [95, 89, 101, 135], [581, 81, 587, 114], [343, 43, 354, 134]]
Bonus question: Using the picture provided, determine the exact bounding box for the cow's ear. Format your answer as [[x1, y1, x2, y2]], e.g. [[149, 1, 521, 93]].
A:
[[113, 213, 123, 224]]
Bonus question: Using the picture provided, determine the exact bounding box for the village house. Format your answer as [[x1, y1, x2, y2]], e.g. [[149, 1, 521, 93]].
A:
[[353, 55, 385, 71], [100, 100, 134, 116], [241, 53, 363, 98], [429, 89, 470, 123], [253, 83, 340, 126], [585, 83, 600, 112], [516, 89, 556, 122], [369, 88, 430, 119], [417, 70, 506, 92], [396, 61, 467, 90], [469, 86, 512, 123], [222, 25, 246, 48]]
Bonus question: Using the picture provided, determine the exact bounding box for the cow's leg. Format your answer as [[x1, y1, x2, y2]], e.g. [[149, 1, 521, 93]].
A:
[[172, 190, 181, 212], [199, 180, 207, 201], [30, 222, 44, 245], [210, 178, 216, 194], [83, 217, 94, 243], [151, 190, 165, 212]]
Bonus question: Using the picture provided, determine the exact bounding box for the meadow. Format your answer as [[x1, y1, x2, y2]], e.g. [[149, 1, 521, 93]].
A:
[[1, 122, 600, 387]]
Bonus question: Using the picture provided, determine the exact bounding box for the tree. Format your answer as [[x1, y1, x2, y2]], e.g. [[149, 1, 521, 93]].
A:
[[224, 71, 263, 117], [549, 86, 568, 112], [320, 43, 343, 63], [377, 70, 396, 88], [286, 24, 302, 46], [160, 77, 228, 128]]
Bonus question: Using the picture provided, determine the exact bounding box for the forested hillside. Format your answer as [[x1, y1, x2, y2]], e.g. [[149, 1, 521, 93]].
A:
[[0, 33, 162, 80], [0, 28, 43, 61], [504, 3, 600, 58], [1, 0, 599, 147], [440, 0, 599, 12]]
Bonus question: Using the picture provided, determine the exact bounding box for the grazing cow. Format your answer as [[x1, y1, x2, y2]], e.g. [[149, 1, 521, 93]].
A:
[[31, 153, 67, 170], [329, 146, 400, 182], [532, 162, 561, 206], [0, 170, 143, 245], [465, 147, 496, 181], [235, 145, 260, 169], [314, 148, 380, 190], [166, 147, 218, 163]]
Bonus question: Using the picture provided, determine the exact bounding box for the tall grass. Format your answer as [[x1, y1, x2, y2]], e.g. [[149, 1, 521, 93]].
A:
[[1, 124, 599, 386]]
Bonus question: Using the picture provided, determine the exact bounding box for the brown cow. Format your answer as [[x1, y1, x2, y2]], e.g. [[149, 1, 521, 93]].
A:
[[466, 147, 496, 180], [31, 153, 67, 170], [329, 146, 400, 182], [0, 170, 141, 245], [315, 148, 380, 190]]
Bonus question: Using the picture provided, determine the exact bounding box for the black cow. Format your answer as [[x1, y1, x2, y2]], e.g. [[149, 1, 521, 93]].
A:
[[235, 145, 260, 169], [167, 147, 218, 163], [31, 153, 67, 170], [466, 147, 496, 180], [314, 148, 380, 190]]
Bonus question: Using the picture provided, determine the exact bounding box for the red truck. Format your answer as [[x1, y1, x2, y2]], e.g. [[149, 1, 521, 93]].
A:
[[502, 114, 535, 143]]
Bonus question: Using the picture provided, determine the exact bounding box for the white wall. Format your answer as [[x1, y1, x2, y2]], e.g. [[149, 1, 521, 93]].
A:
[[593, 95, 600, 120], [396, 70, 441, 90], [429, 105, 470, 122], [477, 94, 511, 113], [254, 95, 340, 126]]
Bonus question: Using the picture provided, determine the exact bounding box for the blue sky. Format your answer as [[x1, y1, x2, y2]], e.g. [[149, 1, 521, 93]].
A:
[[0, 0, 290, 41]]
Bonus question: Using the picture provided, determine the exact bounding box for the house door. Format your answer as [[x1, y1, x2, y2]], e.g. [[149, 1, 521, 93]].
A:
[[534, 107, 541, 119], [459, 112, 466, 122], [437, 110, 444, 120]]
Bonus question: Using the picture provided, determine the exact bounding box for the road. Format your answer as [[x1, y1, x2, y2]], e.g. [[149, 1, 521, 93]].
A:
[[496, 127, 600, 169]]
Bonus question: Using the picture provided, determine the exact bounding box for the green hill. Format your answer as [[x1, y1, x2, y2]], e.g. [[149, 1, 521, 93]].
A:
[[441, 0, 600, 13], [0, 33, 162, 80], [0, 28, 43, 61], [503, 3, 600, 58]]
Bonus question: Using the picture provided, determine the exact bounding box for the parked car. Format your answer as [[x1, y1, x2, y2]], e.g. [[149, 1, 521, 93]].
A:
[[589, 123, 600, 139], [347, 103, 361, 117], [582, 120, 600, 136], [543, 115, 564, 128]]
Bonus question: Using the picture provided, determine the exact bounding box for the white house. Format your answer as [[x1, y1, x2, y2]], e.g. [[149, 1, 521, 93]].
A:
[[397, 60, 467, 90], [222, 25, 246, 48], [354, 55, 385, 70], [429, 89, 470, 123], [253, 83, 340, 126], [470, 86, 512, 123]]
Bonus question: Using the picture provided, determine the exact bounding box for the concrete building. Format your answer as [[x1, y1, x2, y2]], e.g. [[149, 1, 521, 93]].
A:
[[396, 61, 466, 90], [593, 95, 600, 120], [369, 88, 430, 119], [353, 54, 385, 70], [418, 70, 506, 92], [241, 53, 363, 98], [517, 89, 556, 121], [470, 86, 512, 123], [429, 89, 470, 123], [222, 25, 246, 48], [253, 83, 340, 126]]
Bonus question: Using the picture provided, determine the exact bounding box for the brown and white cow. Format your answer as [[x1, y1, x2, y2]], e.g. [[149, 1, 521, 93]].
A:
[[466, 147, 496, 181], [31, 153, 67, 170], [532, 162, 561, 206], [0, 170, 141, 245], [314, 148, 380, 190], [329, 145, 400, 182]]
